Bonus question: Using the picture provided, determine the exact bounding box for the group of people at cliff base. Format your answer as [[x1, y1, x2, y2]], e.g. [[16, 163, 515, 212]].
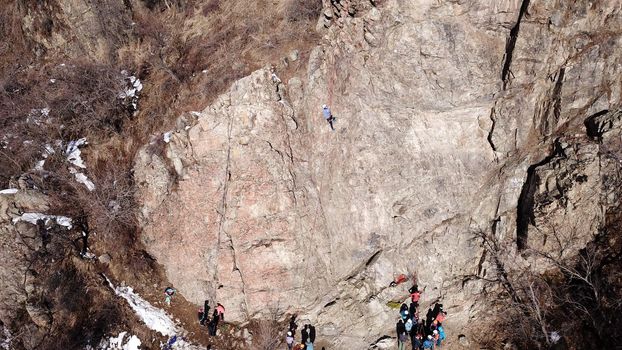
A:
[[396, 285, 447, 350], [196, 300, 226, 336], [286, 315, 321, 350]]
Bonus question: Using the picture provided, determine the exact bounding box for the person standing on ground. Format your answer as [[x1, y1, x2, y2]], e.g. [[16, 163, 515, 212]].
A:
[[301, 325, 309, 345], [289, 314, 298, 334], [409, 302, 417, 320], [423, 335, 434, 349], [216, 303, 225, 321], [200, 300, 210, 325], [396, 319, 407, 350], [410, 289, 422, 308], [286, 331, 295, 350], [164, 287, 176, 306], [208, 309, 219, 336], [309, 324, 316, 344], [322, 105, 335, 131]]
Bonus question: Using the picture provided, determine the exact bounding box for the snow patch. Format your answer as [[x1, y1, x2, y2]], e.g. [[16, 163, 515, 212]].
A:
[[163, 132, 173, 143], [13, 213, 73, 229], [0, 189, 18, 195], [105, 276, 177, 336], [70, 168, 96, 191], [98, 332, 142, 350], [65, 139, 95, 191], [66, 138, 88, 168]]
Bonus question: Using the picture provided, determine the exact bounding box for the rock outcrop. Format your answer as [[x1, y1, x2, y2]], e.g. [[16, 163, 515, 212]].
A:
[[134, 0, 622, 347]]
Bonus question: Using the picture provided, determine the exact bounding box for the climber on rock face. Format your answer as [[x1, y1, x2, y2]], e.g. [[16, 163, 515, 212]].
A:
[[322, 104, 335, 131]]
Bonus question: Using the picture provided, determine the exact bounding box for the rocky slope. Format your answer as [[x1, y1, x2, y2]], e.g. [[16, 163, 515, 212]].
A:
[[1, 0, 621, 348], [134, 0, 622, 348]]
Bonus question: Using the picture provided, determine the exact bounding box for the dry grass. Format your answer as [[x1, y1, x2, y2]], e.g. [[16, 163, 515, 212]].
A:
[[0, 0, 323, 348]]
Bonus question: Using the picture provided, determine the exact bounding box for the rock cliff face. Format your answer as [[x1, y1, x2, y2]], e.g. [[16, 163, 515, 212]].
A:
[[134, 0, 622, 347]]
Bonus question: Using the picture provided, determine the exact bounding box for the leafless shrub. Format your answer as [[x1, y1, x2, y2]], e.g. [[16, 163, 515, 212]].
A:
[[284, 0, 323, 23], [251, 307, 285, 350]]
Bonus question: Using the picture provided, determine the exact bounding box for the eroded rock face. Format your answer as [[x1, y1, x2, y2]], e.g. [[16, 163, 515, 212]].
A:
[[135, 0, 622, 347]]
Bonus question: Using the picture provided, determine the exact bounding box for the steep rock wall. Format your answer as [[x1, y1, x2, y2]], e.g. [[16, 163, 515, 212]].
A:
[[135, 0, 622, 347]]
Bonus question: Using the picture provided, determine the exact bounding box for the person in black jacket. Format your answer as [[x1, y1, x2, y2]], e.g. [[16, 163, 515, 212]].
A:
[[200, 300, 210, 325], [301, 324, 310, 344], [309, 324, 316, 343], [208, 309, 219, 336], [396, 319, 407, 350], [289, 314, 298, 334]]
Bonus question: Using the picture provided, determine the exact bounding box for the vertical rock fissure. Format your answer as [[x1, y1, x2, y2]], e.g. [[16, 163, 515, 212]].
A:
[[487, 107, 498, 155], [216, 112, 250, 318], [282, 119, 298, 205], [516, 141, 562, 251], [552, 67, 565, 126], [501, 0, 531, 90]]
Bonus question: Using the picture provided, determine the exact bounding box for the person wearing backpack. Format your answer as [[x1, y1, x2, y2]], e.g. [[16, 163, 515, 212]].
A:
[[405, 319, 413, 334]]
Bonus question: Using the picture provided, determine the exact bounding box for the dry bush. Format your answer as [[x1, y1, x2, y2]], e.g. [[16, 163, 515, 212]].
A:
[[284, 0, 323, 22], [250, 307, 286, 350], [472, 207, 622, 349]]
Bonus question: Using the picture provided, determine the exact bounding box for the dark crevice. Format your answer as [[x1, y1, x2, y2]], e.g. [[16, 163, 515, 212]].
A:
[[323, 298, 339, 308], [487, 107, 498, 153], [585, 109, 611, 139], [365, 249, 382, 267], [370, 335, 392, 348], [501, 0, 531, 90], [552, 67, 565, 125], [516, 140, 563, 251]]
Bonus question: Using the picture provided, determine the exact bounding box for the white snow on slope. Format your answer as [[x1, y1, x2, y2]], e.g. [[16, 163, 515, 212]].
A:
[[66, 138, 88, 168], [12, 213, 73, 229], [163, 132, 173, 143], [100, 332, 142, 350], [105, 276, 177, 337], [65, 138, 95, 191], [0, 189, 18, 195], [70, 168, 96, 191]]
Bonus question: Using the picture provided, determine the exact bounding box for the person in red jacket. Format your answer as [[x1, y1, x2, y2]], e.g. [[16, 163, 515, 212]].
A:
[[215, 303, 225, 321]]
